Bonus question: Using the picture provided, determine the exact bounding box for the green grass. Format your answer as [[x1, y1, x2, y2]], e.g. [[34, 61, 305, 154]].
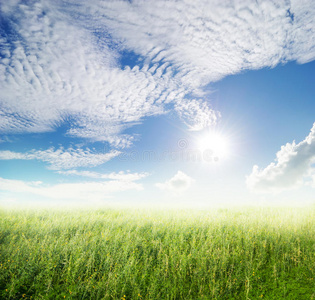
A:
[[0, 206, 314, 299]]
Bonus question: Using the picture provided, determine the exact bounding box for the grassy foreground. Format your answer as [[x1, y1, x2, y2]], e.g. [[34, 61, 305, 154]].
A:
[[0, 207, 314, 300]]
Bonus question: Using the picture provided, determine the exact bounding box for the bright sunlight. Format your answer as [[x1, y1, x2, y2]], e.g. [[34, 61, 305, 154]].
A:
[[198, 132, 229, 159]]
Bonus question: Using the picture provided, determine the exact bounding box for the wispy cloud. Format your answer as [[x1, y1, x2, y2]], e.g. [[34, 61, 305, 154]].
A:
[[0, 147, 120, 170], [0, 177, 143, 201], [58, 170, 149, 181], [0, 0, 314, 146], [246, 123, 315, 192], [156, 171, 194, 192], [0, 136, 11, 143]]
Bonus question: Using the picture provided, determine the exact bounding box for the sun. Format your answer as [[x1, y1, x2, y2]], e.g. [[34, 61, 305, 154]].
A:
[[198, 132, 229, 160]]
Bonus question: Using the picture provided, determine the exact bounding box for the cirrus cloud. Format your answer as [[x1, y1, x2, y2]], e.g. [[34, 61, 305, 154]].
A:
[[58, 170, 149, 181], [0, 147, 120, 170]]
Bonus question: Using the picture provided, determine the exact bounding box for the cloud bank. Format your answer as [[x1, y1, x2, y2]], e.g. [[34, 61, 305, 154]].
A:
[[246, 123, 315, 192], [0, 177, 143, 201], [1, 0, 314, 147]]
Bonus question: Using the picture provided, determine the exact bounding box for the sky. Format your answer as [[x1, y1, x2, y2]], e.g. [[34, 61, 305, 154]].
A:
[[0, 0, 314, 208]]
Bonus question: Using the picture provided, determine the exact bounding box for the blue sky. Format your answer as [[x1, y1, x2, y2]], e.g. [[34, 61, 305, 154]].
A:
[[0, 0, 314, 207]]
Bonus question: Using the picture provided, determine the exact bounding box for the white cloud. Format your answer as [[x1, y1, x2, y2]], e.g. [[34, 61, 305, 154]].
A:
[[1, 0, 314, 145], [58, 170, 149, 181], [85, 0, 315, 82], [0, 147, 120, 170], [156, 171, 194, 192], [175, 99, 219, 131], [0, 177, 143, 201], [246, 123, 315, 192], [0, 0, 183, 144]]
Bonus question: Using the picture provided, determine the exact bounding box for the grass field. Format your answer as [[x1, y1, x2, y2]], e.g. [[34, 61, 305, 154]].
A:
[[0, 206, 314, 299]]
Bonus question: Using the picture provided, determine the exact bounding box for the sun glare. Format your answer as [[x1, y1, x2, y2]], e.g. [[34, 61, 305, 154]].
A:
[[198, 132, 229, 160]]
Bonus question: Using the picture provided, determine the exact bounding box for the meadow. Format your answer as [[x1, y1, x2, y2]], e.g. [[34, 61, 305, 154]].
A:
[[0, 206, 314, 299]]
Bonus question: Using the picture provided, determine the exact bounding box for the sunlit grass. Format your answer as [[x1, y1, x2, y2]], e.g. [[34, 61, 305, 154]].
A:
[[0, 206, 314, 299]]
